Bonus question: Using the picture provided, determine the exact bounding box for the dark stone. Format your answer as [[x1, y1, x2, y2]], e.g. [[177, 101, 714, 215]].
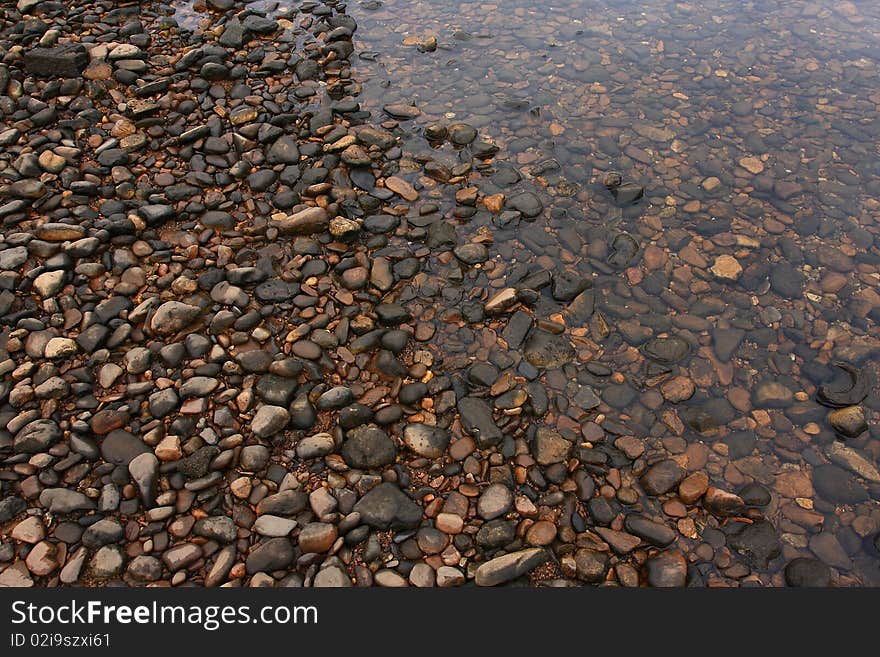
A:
[[353, 483, 422, 530]]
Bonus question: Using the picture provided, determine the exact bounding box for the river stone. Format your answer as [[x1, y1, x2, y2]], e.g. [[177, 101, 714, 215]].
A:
[[827, 406, 867, 438], [477, 483, 513, 520], [728, 520, 781, 569], [523, 330, 574, 369], [39, 488, 95, 513], [640, 459, 684, 496], [457, 397, 502, 447], [150, 301, 200, 335], [474, 548, 548, 586], [403, 423, 450, 458], [353, 483, 421, 530], [129, 452, 158, 507], [531, 428, 572, 465], [341, 424, 397, 469], [251, 405, 289, 438], [642, 336, 690, 363], [646, 550, 687, 587], [784, 557, 832, 587], [811, 464, 868, 504], [101, 430, 150, 466], [14, 419, 61, 453], [246, 538, 294, 574]]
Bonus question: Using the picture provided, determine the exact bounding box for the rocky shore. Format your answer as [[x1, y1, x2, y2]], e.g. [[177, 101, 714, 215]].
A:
[[0, 0, 879, 588]]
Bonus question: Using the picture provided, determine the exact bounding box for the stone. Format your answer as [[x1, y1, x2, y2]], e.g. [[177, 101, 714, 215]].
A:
[[342, 424, 397, 469], [403, 423, 450, 458], [828, 406, 867, 438], [246, 538, 294, 574], [477, 483, 513, 520], [475, 548, 548, 586], [150, 301, 200, 335], [784, 558, 832, 587], [271, 207, 329, 235], [640, 459, 684, 496], [298, 523, 338, 553], [710, 254, 742, 280], [646, 550, 687, 587], [354, 483, 421, 529], [24, 44, 89, 78], [728, 521, 781, 569], [531, 428, 572, 465], [252, 405, 289, 438]]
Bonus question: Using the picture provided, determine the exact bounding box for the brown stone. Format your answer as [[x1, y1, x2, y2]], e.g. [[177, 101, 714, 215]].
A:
[[526, 520, 557, 546], [678, 472, 709, 504]]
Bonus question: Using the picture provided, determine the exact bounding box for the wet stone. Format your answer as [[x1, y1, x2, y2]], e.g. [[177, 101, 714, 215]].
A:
[[784, 558, 832, 587], [640, 459, 685, 496], [728, 521, 781, 570], [342, 424, 397, 469]]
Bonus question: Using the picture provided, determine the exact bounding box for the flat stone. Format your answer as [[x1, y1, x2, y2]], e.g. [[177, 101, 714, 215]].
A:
[[475, 548, 548, 586]]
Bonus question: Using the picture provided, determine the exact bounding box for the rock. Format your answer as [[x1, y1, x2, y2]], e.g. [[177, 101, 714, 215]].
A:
[[623, 515, 676, 547], [678, 472, 709, 504], [728, 521, 781, 569], [457, 397, 502, 447], [828, 406, 867, 438], [573, 549, 608, 583], [531, 427, 572, 465], [150, 301, 200, 335], [246, 538, 294, 574], [254, 515, 297, 537], [826, 441, 880, 483], [342, 424, 397, 469], [505, 192, 543, 218], [808, 532, 852, 571], [271, 207, 329, 235], [298, 523, 337, 553], [770, 262, 804, 297], [194, 516, 236, 543], [128, 452, 158, 507], [812, 464, 868, 504], [251, 405, 289, 438], [44, 337, 77, 359], [128, 556, 163, 582], [14, 419, 61, 453], [523, 330, 574, 369], [12, 517, 46, 544], [403, 423, 449, 458], [475, 548, 548, 586], [24, 44, 89, 78], [0, 496, 27, 524], [383, 103, 421, 119], [384, 176, 419, 201], [784, 558, 832, 587], [753, 381, 794, 408], [0, 561, 33, 587], [642, 336, 690, 363], [101, 430, 150, 466], [89, 546, 125, 579], [314, 565, 353, 587], [39, 488, 95, 513], [816, 363, 870, 408], [709, 254, 742, 280], [646, 550, 687, 587], [353, 483, 421, 530], [703, 487, 745, 516], [640, 459, 684, 496], [477, 483, 513, 520]]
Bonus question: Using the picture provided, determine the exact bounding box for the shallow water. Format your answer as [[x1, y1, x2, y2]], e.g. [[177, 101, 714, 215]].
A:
[[348, 0, 880, 583], [163, 0, 880, 583]]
